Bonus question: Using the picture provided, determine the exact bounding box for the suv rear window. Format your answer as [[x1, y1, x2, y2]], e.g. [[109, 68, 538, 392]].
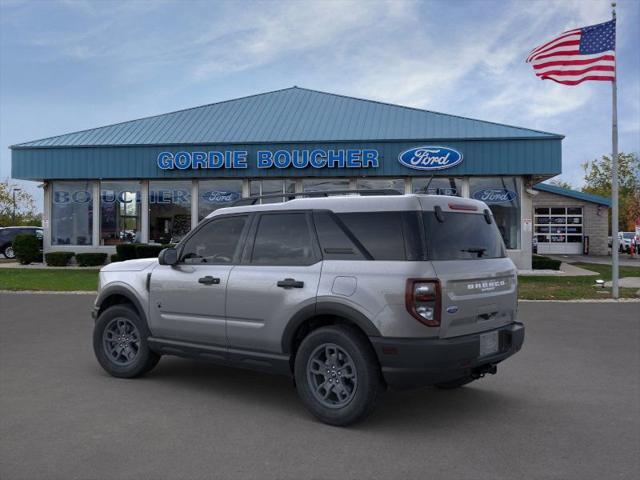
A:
[[251, 213, 317, 265], [423, 212, 506, 260], [336, 212, 408, 261]]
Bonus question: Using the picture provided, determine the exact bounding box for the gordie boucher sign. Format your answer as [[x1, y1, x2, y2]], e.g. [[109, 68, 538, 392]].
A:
[[156, 146, 464, 171]]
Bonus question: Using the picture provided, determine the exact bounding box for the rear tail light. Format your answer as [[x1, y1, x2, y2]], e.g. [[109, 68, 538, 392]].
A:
[[406, 279, 441, 327]]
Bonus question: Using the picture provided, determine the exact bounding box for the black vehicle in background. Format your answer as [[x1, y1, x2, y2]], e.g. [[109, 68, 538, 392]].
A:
[[0, 227, 43, 259]]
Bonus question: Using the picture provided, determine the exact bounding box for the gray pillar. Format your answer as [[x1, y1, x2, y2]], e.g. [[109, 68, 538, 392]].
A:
[[92, 181, 100, 246], [140, 180, 149, 243]]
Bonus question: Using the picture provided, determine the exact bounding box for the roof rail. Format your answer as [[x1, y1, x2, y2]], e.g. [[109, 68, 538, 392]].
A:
[[230, 189, 403, 206]]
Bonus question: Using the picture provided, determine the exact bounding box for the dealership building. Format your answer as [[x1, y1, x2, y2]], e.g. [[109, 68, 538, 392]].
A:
[[10, 87, 611, 268]]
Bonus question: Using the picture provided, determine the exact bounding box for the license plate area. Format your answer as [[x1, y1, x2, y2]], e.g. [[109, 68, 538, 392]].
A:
[[479, 331, 499, 357]]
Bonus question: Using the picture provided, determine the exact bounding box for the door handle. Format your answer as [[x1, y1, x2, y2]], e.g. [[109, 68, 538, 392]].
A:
[[198, 276, 220, 285], [277, 278, 304, 288]]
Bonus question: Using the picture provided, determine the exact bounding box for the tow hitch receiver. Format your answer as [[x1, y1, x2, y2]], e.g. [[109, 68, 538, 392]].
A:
[[472, 364, 498, 379]]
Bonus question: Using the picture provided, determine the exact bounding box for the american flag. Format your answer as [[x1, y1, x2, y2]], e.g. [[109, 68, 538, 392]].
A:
[[526, 19, 616, 85]]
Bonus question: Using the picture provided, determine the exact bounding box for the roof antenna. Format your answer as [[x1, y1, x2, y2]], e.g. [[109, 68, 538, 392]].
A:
[[423, 175, 435, 194]]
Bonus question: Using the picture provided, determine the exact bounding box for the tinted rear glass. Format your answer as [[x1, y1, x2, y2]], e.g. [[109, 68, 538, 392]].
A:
[[251, 213, 317, 265], [423, 212, 506, 260], [336, 212, 406, 260]]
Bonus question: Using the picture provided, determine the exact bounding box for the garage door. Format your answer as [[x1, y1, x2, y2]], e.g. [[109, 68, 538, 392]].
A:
[[535, 207, 583, 254]]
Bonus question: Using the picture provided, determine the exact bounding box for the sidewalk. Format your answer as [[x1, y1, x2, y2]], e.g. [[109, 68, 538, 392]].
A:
[[518, 262, 599, 276], [546, 254, 640, 267], [0, 261, 100, 270]]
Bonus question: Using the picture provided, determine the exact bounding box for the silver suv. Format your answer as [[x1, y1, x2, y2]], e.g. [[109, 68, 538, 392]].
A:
[[92, 192, 524, 426]]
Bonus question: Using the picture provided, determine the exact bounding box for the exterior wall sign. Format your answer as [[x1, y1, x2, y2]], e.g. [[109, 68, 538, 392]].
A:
[[157, 149, 380, 170], [398, 146, 463, 171], [472, 188, 518, 204]]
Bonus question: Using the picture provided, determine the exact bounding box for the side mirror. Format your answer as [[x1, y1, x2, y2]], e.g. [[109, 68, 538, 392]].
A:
[[158, 247, 178, 266]]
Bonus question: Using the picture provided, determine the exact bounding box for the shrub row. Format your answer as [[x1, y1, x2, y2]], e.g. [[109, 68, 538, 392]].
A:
[[532, 255, 562, 271], [115, 243, 175, 261], [13, 234, 42, 265], [43, 252, 108, 267], [45, 252, 76, 267], [76, 253, 108, 267]]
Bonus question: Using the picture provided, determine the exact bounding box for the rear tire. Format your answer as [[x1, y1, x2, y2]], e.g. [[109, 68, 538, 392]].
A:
[[294, 325, 382, 426], [435, 376, 475, 389], [93, 304, 160, 378], [3, 245, 15, 259]]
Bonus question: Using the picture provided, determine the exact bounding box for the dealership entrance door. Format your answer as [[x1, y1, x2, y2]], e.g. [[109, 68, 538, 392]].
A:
[[535, 207, 583, 254]]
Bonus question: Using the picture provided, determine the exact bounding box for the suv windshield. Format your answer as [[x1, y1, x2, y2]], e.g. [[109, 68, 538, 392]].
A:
[[423, 211, 506, 260]]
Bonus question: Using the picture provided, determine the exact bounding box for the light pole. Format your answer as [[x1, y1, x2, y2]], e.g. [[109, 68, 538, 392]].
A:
[[12, 187, 22, 224]]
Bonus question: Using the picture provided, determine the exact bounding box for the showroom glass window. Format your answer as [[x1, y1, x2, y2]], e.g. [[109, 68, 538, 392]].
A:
[[249, 179, 295, 204], [356, 178, 404, 193], [412, 177, 461, 196], [149, 181, 192, 244], [100, 181, 141, 245], [302, 178, 349, 194], [469, 177, 520, 249], [198, 179, 243, 220], [51, 181, 93, 245]]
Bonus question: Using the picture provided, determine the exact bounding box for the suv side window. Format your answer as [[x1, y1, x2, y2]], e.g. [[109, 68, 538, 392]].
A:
[[313, 211, 366, 260], [180, 215, 247, 264], [336, 212, 407, 261], [251, 213, 317, 265]]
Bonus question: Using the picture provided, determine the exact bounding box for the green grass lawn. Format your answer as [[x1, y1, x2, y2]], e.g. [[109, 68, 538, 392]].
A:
[[0, 268, 98, 291], [518, 263, 640, 300], [0, 262, 638, 299]]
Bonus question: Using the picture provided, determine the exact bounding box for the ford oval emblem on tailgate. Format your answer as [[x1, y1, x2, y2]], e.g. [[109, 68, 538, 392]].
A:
[[446, 306, 459, 314]]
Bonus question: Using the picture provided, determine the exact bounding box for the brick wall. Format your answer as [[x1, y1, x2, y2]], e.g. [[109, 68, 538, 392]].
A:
[[532, 190, 609, 255]]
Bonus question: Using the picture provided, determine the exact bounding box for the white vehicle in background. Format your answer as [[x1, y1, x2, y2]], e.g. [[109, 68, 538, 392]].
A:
[[619, 232, 635, 253]]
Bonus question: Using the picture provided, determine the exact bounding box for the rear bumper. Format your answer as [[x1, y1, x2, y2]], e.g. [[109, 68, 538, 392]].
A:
[[370, 322, 524, 390]]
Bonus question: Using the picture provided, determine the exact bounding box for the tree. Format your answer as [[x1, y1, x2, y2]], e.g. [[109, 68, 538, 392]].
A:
[[547, 177, 573, 190], [582, 152, 640, 232], [0, 180, 41, 227]]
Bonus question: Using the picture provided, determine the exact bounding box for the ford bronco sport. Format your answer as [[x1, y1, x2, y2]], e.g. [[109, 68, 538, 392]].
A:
[[92, 192, 524, 426]]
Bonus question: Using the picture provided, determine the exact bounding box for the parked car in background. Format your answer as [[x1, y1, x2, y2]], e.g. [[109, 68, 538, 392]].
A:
[[92, 192, 524, 426], [0, 226, 43, 259], [619, 232, 635, 253]]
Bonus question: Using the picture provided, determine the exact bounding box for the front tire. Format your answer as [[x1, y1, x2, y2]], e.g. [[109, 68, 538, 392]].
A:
[[93, 304, 160, 378], [294, 325, 382, 426]]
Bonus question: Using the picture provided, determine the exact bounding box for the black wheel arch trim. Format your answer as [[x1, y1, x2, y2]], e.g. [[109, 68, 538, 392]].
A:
[[94, 285, 147, 324], [281, 301, 381, 354]]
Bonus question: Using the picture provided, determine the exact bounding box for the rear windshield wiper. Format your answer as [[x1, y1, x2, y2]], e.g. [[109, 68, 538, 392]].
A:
[[461, 247, 487, 258]]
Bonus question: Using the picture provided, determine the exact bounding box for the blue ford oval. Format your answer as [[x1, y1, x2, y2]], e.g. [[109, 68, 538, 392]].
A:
[[472, 188, 518, 204], [398, 146, 463, 171]]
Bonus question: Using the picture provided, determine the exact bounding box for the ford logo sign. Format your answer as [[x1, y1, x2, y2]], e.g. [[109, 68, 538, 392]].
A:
[[200, 191, 241, 204], [472, 188, 517, 204], [398, 146, 463, 171]]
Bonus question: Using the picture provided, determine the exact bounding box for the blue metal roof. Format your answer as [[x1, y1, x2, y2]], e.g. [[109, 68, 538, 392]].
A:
[[12, 87, 562, 148], [533, 183, 611, 206]]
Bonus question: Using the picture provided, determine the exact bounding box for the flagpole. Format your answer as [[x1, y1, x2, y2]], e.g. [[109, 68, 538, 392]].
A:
[[611, 1, 619, 298]]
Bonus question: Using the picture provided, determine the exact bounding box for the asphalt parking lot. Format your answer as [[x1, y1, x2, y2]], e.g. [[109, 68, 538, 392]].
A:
[[1, 294, 638, 480]]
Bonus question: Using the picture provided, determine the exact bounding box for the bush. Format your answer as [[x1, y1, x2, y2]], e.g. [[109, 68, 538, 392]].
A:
[[110, 254, 119, 263], [45, 251, 75, 267], [532, 255, 562, 270], [115, 243, 140, 261], [135, 244, 165, 259], [75, 253, 107, 267], [12, 234, 42, 265]]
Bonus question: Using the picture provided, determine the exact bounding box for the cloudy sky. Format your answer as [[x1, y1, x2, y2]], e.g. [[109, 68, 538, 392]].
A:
[[1, 0, 638, 210]]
